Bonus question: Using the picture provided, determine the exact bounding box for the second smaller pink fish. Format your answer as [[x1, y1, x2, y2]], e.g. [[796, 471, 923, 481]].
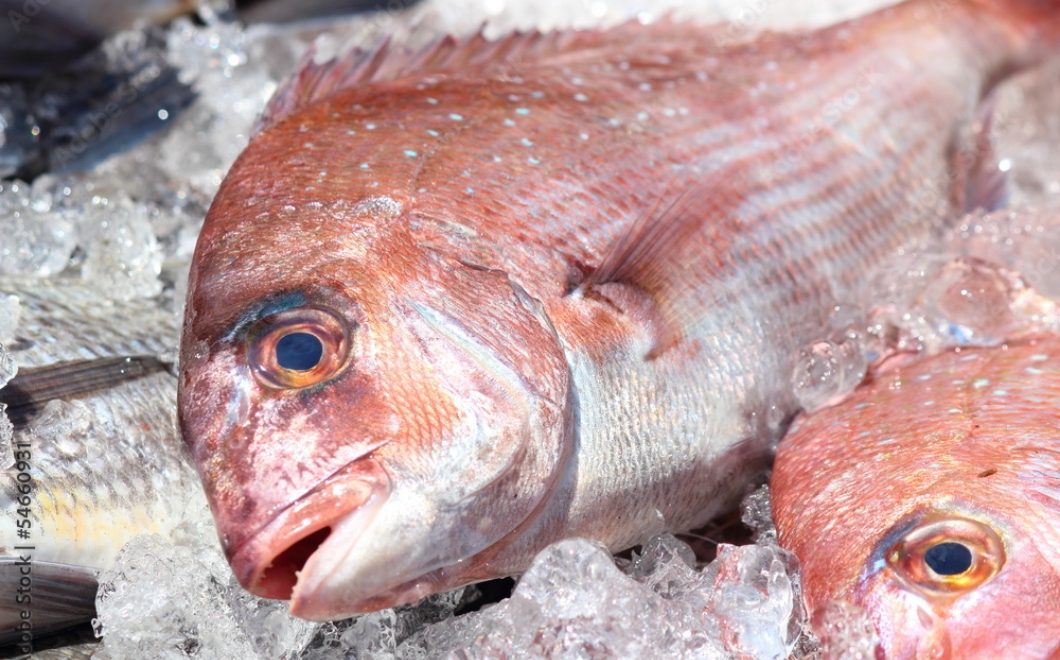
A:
[[773, 333, 1060, 659]]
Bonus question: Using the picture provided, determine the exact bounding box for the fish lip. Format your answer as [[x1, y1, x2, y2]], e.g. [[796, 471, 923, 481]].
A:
[[228, 456, 391, 600], [287, 490, 403, 619]]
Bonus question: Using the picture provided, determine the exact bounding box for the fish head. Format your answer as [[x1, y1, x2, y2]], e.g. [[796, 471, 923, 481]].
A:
[[773, 340, 1060, 659], [178, 130, 572, 618]]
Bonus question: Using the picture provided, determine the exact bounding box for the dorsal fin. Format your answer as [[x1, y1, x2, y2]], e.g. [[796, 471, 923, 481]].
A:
[[255, 28, 571, 134], [254, 18, 690, 135]]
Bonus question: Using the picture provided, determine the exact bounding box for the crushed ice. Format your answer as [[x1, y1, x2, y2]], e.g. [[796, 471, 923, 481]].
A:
[[93, 526, 316, 660]]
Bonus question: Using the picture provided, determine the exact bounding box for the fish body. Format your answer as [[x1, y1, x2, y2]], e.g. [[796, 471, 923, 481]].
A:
[[772, 334, 1060, 659], [179, 0, 1060, 619], [0, 282, 209, 643]]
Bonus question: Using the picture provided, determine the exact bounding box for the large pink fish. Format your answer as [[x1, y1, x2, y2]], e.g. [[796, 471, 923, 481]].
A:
[[178, 0, 1060, 619], [773, 334, 1060, 659]]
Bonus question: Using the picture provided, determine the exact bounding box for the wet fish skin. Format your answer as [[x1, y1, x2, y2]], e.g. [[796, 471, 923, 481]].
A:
[[180, 0, 1060, 619], [772, 335, 1060, 659], [0, 282, 210, 642]]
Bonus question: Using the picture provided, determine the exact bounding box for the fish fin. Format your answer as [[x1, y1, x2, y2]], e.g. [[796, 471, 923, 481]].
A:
[[0, 560, 97, 644], [577, 180, 738, 359], [0, 355, 170, 429], [255, 18, 679, 134], [950, 97, 1008, 215]]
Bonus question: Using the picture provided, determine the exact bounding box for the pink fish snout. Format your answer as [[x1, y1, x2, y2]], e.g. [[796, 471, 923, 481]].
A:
[[228, 458, 390, 602]]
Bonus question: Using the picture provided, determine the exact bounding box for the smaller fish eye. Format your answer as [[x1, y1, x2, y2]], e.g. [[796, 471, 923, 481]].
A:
[[276, 332, 324, 372], [886, 516, 1004, 599], [923, 541, 973, 576]]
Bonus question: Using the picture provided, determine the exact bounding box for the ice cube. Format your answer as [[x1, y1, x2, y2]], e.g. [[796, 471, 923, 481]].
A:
[[0, 341, 14, 469], [741, 484, 777, 546], [0, 294, 20, 345], [77, 191, 164, 299], [910, 255, 1056, 345], [792, 336, 867, 412], [0, 180, 77, 277], [401, 535, 805, 660], [810, 600, 881, 660], [93, 533, 317, 659]]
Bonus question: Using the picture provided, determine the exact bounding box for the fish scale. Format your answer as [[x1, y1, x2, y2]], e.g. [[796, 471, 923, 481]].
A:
[[180, 0, 1060, 619]]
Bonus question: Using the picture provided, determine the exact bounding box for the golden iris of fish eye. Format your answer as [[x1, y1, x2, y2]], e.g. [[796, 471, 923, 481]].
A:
[[887, 517, 1004, 598], [247, 307, 350, 390]]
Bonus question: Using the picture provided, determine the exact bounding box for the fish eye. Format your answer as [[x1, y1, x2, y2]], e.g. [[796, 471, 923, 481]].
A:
[[887, 517, 1004, 597], [247, 307, 350, 390]]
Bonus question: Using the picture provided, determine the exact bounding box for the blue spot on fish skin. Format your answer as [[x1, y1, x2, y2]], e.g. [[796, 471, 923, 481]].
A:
[[404, 150, 418, 157], [973, 379, 990, 388], [993, 390, 1008, 396], [923, 401, 934, 406], [1027, 367, 1044, 375], [528, 157, 540, 165], [427, 129, 439, 137], [427, 97, 438, 104], [366, 123, 377, 130], [521, 138, 533, 147], [515, 108, 530, 115], [531, 90, 545, 98], [1032, 354, 1050, 361], [949, 408, 961, 413], [504, 119, 516, 126], [449, 113, 463, 121], [574, 93, 588, 102], [304, 143, 313, 147], [360, 163, 369, 169]]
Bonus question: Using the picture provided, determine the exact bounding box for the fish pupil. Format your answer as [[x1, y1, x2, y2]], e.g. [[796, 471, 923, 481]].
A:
[[275, 332, 324, 371], [924, 542, 973, 576]]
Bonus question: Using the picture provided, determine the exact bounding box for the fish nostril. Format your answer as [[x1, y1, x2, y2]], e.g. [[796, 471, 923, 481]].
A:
[[257, 527, 332, 599]]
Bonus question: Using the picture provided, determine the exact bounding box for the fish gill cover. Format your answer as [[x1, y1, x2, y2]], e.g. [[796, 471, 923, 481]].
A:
[[0, 0, 1058, 658]]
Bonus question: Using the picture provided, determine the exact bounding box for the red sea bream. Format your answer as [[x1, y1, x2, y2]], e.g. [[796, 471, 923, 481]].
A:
[[773, 334, 1060, 659], [178, 0, 1060, 619]]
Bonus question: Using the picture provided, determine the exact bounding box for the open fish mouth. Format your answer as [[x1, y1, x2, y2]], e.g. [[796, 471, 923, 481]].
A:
[[229, 457, 392, 605]]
